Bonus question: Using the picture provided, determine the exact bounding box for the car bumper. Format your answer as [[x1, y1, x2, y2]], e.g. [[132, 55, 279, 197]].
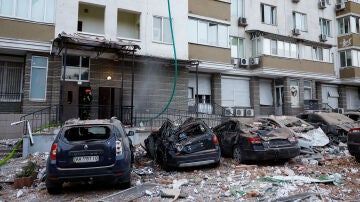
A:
[[47, 160, 131, 183], [242, 146, 300, 161], [166, 148, 221, 168]]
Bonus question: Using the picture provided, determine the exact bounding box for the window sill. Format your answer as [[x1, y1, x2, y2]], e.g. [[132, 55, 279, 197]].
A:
[[117, 37, 141, 43]]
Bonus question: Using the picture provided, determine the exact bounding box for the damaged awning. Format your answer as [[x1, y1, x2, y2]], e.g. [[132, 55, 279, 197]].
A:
[[51, 32, 140, 55]]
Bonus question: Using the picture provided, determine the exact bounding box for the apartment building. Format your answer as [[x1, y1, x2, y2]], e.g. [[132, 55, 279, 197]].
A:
[[188, 0, 360, 117], [0, 0, 188, 138]]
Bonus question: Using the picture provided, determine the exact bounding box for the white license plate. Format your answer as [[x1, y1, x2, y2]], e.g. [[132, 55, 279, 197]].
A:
[[73, 156, 99, 163]]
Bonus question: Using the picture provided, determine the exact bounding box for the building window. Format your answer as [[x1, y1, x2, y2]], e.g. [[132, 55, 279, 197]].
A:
[[188, 87, 194, 99], [0, 60, 23, 102], [153, 16, 171, 44], [304, 80, 312, 100], [30, 56, 48, 101], [340, 50, 352, 67], [293, 12, 307, 31], [260, 80, 273, 106], [0, 0, 55, 23], [338, 17, 350, 34], [188, 18, 229, 48], [262, 38, 297, 58], [320, 18, 331, 36], [312, 47, 323, 61], [252, 38, 262, 56], [231, 0, 244, 17], [261, 4, 276, 25], [62, 55, 90, 82], [231, 37, 244, 58], [78, 3, 105, 35]]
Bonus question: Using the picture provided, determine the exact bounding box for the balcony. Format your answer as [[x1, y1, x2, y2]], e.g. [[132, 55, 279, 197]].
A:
[[338, 33, 360, 48], [188, 0, 230, 21], [189, 43, 230, 63], [117, 10, 140, 40], [77, 3, 105, 36], [340, 67, 360, 79], [336, 1, 360, 16], [256, 55, 334, 76]]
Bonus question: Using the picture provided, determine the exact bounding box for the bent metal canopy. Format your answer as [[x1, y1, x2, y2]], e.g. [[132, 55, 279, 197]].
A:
[[52, 32, 140, 56]]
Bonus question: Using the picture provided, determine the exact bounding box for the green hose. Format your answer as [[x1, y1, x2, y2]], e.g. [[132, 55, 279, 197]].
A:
[[0, 139, 23, 167], [143, 0, 178, 122]]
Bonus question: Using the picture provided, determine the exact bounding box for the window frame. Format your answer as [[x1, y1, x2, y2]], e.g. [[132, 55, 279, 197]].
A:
[[320, 18, 331, 36], [293, 11, 307, 31], [153, 16, 172, 44], [231, 0, 244, 18], [0, 0, 55, 23], [230, 37, 244, 58], [29, 56, 48, 101], [61, 55, 90, 82], [303, 80, 313, 100], [261, 4, 276, 25]]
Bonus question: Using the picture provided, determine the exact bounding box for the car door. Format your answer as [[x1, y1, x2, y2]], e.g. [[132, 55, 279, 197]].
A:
[[219, 121, 240, 156]]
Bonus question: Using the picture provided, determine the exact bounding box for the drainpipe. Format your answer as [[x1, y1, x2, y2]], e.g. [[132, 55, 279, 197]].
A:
[[131, 50, 135, 126]]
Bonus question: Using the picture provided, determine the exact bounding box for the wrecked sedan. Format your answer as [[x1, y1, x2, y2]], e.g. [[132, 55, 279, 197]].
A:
[[347, 128, 360, 162], [144, 118, 221, 170], [344, 111, 360, 121], [297, 111, 360, 144], [212, 119, 300, 163], [254, 116, 329, 149], [46, 117, 134, 194]]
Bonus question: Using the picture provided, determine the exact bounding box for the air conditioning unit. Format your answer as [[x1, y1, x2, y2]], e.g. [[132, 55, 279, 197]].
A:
[[319, 34, 327, 42], [292, 0, 300, 3], [235, 109, 245, 117], [231, 58, 239, 67], [238, 17, 248, 27], [292, 28, 301, 36], [249, 57, 260, 65], [337, 108, 344, 114], [246, 109, 254, 117], [319, 0, 326, 9], [335, 3, 345, 11], [224, 108, 234, 116], [239, 58, 249, 66]]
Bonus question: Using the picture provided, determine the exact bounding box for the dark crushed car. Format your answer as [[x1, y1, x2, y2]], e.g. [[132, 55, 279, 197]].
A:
[[144, 118, 221, 170], [212, 119, 300, 163], [297, 111, 360, 144], [344, 111, 360, 121], [46, 117, 134, 194], [347, 128, 360, 162]]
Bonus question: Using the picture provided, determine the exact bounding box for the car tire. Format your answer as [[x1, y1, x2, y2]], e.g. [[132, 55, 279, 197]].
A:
[[233, 145, 243, 164], [46, 178, 62, 195]]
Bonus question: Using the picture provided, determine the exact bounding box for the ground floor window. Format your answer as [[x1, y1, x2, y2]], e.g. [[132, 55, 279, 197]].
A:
[[221, 77, 250, 107], [322, 85, 339, 109], [259, 79, 273, 106], [30, 56, 48, 101], [0, 59, 23, 102], [346, 87, 360, 110]]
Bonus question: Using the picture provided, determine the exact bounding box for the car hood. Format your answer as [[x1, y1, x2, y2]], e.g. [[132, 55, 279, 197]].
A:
[[258, 128, 292, 141]]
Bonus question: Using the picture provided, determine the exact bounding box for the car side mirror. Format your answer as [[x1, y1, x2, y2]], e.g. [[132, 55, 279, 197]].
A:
[[127, 131, 135, 136]]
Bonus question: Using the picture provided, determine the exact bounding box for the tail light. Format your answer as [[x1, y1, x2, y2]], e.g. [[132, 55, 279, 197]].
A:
[[212, 134, 219, 145], [349, 128, 360, 133], [248, 137, 261, 144], [116, 140, 123, 156], [288, 135, 299, 143], [50, 143, 57, 160]]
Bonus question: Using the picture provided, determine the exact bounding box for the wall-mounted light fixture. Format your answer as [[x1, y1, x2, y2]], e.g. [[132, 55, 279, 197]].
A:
[[107, 75, 112, 80]]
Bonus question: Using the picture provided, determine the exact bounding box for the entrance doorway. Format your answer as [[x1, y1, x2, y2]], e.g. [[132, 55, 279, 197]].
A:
[[98, 87, 121, 119]]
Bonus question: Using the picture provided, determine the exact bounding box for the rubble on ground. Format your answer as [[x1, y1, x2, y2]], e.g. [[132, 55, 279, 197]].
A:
[[0, 140, 360, 201]]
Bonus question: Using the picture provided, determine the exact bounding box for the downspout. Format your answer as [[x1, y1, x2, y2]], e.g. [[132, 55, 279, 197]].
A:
[[131, 50, 135, 126], [59, 48, 67, 123]]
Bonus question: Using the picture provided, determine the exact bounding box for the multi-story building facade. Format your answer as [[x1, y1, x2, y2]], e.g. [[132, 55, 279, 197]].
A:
[[0, 0, 360, 138]]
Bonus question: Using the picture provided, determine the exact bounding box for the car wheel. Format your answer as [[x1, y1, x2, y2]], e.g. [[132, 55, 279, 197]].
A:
[[233, 145, 243, 164], [46, 178, 62, 195]]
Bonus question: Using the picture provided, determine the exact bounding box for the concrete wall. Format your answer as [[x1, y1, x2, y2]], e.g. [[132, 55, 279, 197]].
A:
[[0, 114, 24, 139]]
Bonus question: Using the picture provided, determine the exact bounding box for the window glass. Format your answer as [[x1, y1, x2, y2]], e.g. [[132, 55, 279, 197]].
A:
[[0, 0, 13, 16], [31, 0, 45, 21], [262, 38, 270, 55], [208, 23, 218, 46], [30, 56, 47, 101], [261, 4, 276, 25], [284, 42, 290, 58], [290, 43, 297, 58], [16, 0, 28, 18], [198, 21, 208, 44], [188, 19, 197, 43], [45, 0, 55, 23], [231, 37, 238, 58], [153, 17, 162, 42], [277, 41, 284, 56], [294, 12, 307, 31], [218, 24, 228, 47], [346, 50, 352, 66], [163, 18, 171, 43], [340, 51, 346, 67], [271, 40, 277, 55]]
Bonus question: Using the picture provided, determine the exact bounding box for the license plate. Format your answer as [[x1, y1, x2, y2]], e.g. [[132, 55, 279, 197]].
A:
[[73, 156, 99, 163]]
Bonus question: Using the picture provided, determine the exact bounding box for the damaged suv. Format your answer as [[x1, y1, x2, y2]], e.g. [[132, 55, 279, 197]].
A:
[[46, 117, 134, 194], [144, 118, 221, 170], [213, 119, 300, 163]]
